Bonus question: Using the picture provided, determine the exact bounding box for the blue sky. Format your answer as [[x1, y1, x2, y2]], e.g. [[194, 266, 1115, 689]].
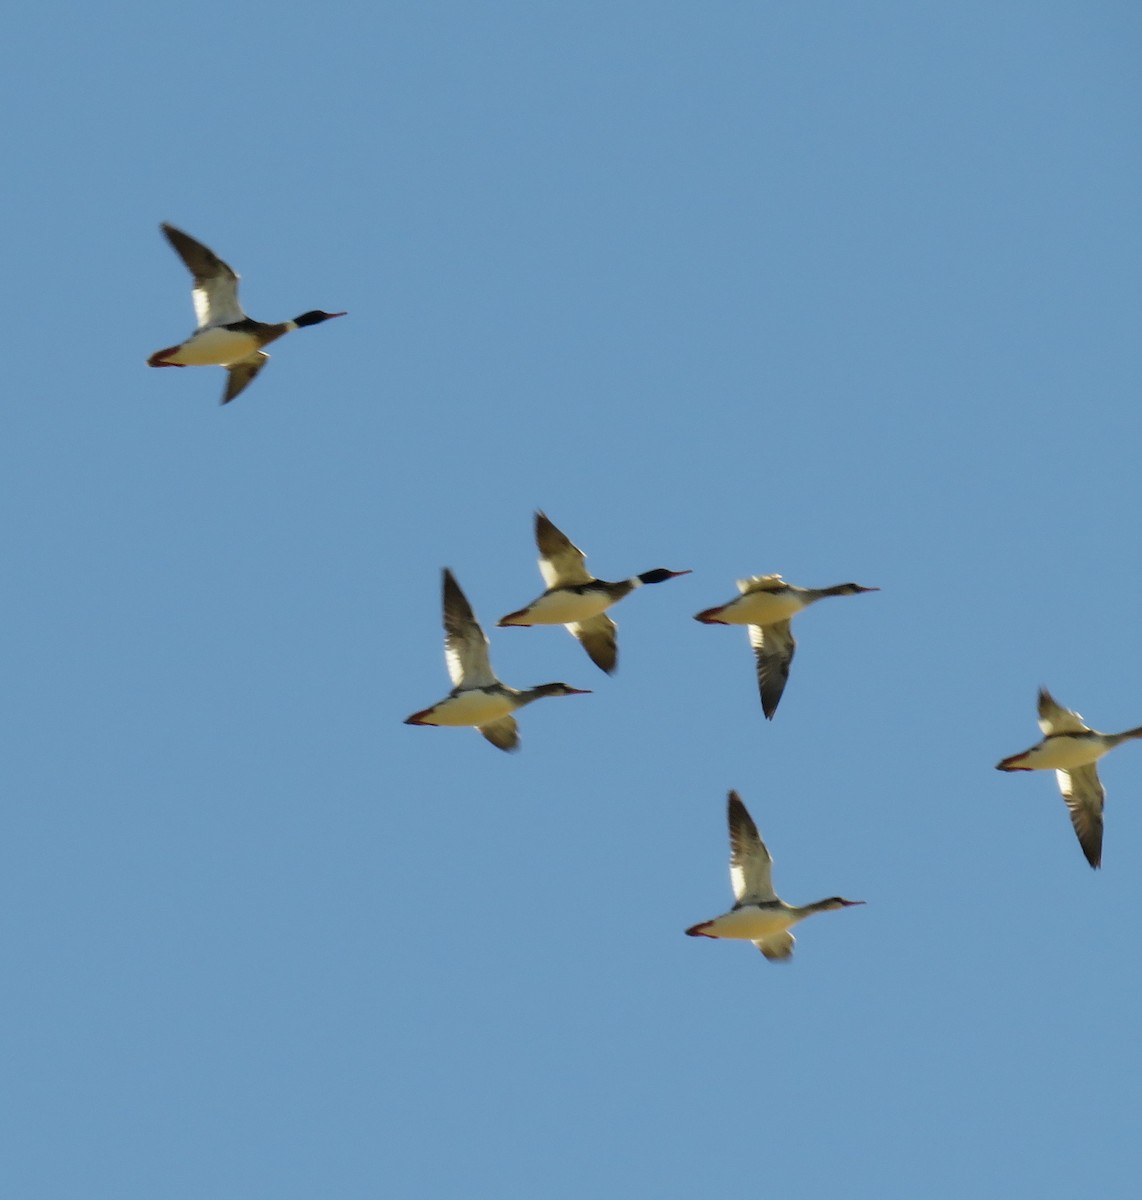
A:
[[5, 2, 1142, 1196]]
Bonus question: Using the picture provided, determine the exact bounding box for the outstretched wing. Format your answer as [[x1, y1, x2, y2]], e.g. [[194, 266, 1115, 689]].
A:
[[442, 569, 496, 688], [535, 511, 592, 587], [754, 932, 795, 961], [749, 620, 796, 719], [568, 613, 618, 674], [161, 223, 246, 327], [1037, 687, 1091, 736], [478, 716, 519, 752], [1056, 763, 1105, 868], [728, 791, 777, 904], [222, 352, 269, 404]]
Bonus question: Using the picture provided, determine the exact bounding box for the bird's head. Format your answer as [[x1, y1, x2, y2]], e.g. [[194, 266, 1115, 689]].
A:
[[293, 310, 348, 327]]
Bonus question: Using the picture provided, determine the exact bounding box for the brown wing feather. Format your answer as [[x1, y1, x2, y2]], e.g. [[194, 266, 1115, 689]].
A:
[[568, 613, 618, 674], [535, 511, 592, 587], [749, 620, 796, 720], [478, 716, 520, 752], [1037, 688, 1091, 736], [442, 569, 495, 688], [222, 353, 269, 404], [161, 223, 239, 284], [1056, 764, 1105, 868], [728, 791, 777, 903]]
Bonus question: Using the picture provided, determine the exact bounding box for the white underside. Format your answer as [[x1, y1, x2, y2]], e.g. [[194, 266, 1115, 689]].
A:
[[1010, 736, 1112, 770], [418, 689, 516, 727], [162, 326, 261, 366], [511, 589, 615, 625], [698, 905, 798, 940], [714, 592, 805, 626]]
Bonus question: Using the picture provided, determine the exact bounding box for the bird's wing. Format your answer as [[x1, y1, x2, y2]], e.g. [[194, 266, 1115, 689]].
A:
[[161, 223, 247, 328], [442, 569, 496, 688], [754, 932, 795, 961], [728, 791, 777, 903], [568, 613, 618, 674], [1037, 687, 1091, 736], [535, 511, 592, 587], [1056, 764, 1105, 868], [749, 620, 796, 720], [737, 574, 785, 595], [478, 716, 519, 752], [222, 352, 269, 404]]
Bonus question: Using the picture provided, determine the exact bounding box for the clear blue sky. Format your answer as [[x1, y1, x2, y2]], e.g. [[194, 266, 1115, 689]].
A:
[[5, 3, 1142, 1197]]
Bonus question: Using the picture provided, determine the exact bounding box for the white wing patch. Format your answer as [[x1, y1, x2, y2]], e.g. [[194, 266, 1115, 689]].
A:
[[193, 275, 246, 328], [442, 571, 497, 688], [754, 931, 795, 961], [749, 620, 796, 720], [737, 574, 785, 595], [535, 512, 593, 588], [1037, 688, 1091, 736], [1056, 763, 1105, 868], [728, 792, 778, 904]]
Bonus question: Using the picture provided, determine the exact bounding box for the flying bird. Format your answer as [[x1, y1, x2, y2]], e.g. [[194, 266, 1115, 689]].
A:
[[996, 687, 1142, 868], [148, 223, 346, 404], [685, 791, 865, 961], [693, 574, 878, 718], [498, 511, 691, 673], [405, 569, 590, 752]]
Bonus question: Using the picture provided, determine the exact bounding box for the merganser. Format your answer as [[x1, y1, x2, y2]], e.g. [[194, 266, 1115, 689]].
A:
[[497, 511, 691, 673], [996, 687, 1142, 868], [405, 569, 590, 752], [685, 791, 864, 960], [694, 574, 878, 718], [147, 223, 346, 404]]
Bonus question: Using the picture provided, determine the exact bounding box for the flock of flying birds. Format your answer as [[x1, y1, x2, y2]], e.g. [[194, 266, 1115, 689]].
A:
[[148, 223, 1139, 961]]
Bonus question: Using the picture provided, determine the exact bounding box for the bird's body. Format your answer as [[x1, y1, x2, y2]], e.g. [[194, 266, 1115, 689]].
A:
[[685, 791, 864, 961], [407, 686, 523, 729], [996, 687, 1142, 868], [693, 574, 878, 719], [686, 901, 809, 945], [498, 511, 690, 673], [503, 583, 621, 627], [405, 569, 590, 751], [1000, 732, 1126, 772], [695, 578, 819, 627], [152, 323, 266, 367], [148, 223, 346, 403]]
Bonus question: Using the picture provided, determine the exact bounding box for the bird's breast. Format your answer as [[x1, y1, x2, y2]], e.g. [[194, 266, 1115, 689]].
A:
[[161, 326, 263, 366], [423, 689, 517, 726], [699, 905, 796, 940], [719, 591, 804, 626], [513, 587, 614, 625], [1017, 734, 1110, 770]]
